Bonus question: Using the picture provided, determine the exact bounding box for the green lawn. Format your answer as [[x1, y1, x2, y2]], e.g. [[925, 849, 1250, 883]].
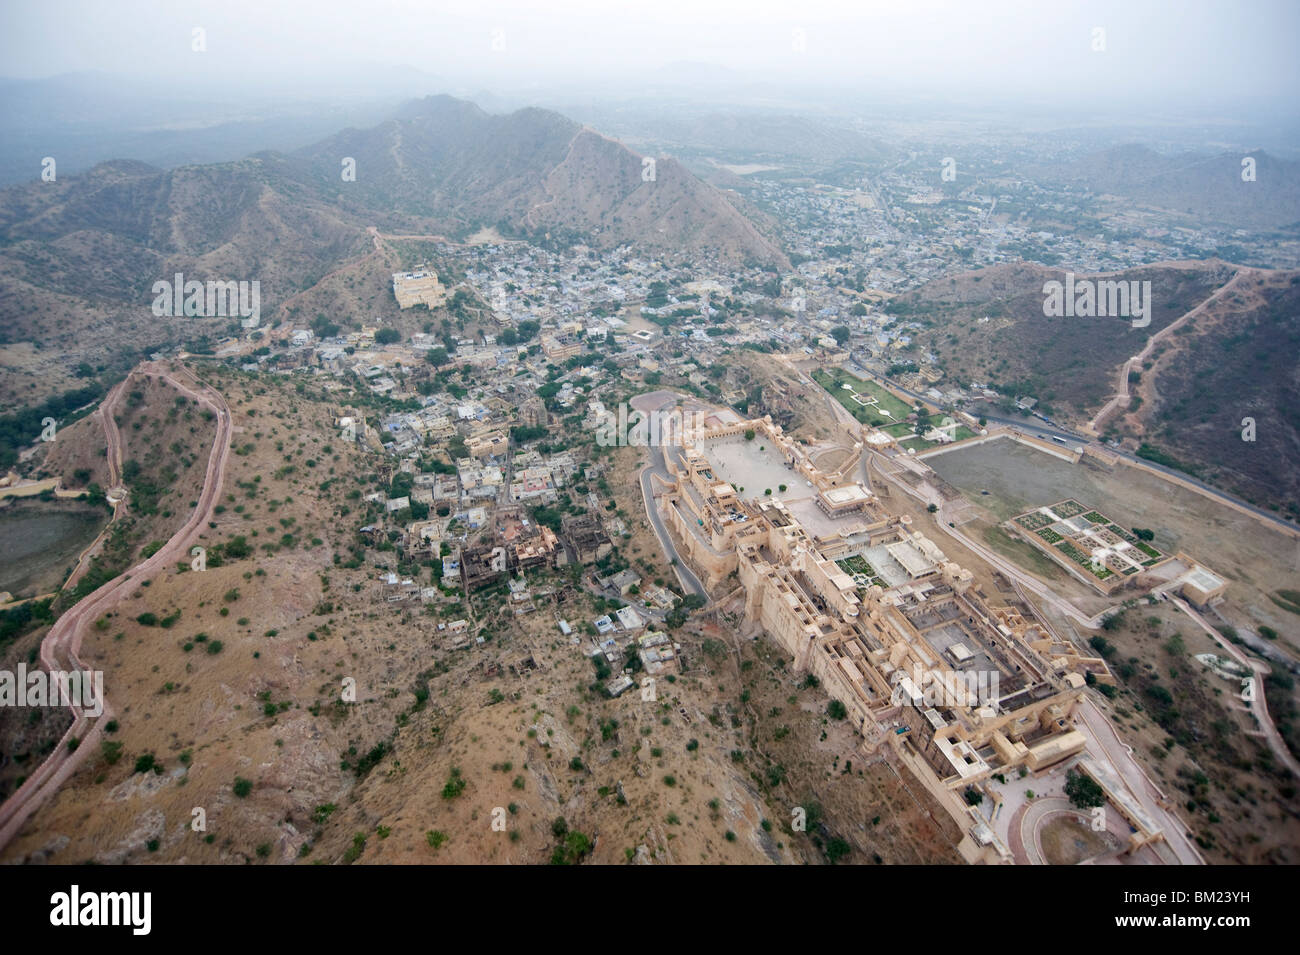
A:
[[813, 368, 914, 424]]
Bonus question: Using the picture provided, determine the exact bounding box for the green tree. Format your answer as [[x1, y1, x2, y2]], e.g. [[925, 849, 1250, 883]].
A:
[[825, 837, 851, 863], [1064, 769, 1105, 809]]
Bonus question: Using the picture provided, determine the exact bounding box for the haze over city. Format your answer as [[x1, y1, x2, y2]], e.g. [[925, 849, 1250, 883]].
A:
[[0, 0, 1294, 918]]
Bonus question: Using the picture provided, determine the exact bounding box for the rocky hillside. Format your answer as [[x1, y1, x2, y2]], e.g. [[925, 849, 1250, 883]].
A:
[[893, 260, 1300, 516], [293, 95, 790, 264], [0, 95, 788, 409], [1027, 145, 1300, 231]]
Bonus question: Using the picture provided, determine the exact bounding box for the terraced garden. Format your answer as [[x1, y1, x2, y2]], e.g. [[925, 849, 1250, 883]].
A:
[[836, 554, 886, 589], [1056, 539, 1114, 579], [1014, 511, 1054, 531]]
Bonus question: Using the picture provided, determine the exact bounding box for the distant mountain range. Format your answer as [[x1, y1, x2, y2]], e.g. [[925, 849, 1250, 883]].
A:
[[299, 96, 788, 262], [1027, 144, 1300, 231], [0, 71, 428, 186], [0, 94, 788, 407]]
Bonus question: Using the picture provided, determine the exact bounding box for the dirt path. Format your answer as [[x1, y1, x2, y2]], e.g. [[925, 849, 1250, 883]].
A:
[[0, 361, 234, 852]]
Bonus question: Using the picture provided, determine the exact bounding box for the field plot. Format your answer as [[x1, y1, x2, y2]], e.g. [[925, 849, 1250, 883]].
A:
[[926, 436, 1300, 650]]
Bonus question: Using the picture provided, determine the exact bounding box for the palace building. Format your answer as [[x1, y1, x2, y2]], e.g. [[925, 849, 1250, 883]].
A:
[[659, 414, 1121, 862]]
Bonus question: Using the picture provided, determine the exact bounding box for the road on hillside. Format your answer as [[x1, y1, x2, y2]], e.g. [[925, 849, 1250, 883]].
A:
[[640, 444, 707, 601], [1074, 697, 1205, 864], [968, 410, 1297, 536], [1167, 594, 1300, 779], [0, 362, 234, 853], [871, 444, 1298, 790]]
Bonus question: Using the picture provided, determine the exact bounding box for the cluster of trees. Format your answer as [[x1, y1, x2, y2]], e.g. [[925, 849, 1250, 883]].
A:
[[511, 425, 547, 443], [0, 597, 55, 649], [498, 320, 540, 346], [664, 593, 706, 630], [311, 313, 341, 338], [120, 459, 174, 517], [0, 383, 105, 468], [548, 817, 592, 865], [1065, 769, 1106, 809]]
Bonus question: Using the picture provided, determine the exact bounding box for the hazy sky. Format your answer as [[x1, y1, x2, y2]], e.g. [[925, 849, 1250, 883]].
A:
[[3, 0, 1298, 111]]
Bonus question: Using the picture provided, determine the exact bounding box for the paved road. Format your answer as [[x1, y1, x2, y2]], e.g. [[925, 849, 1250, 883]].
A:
[[1074, 697, 1204, 864], [628, 391, 708, 601], [877, 438, 1299, 784], [978, 413, 1299, 538], [976, 413, 1083, 444], [1015, 796, 1076, 865], [639, 444, 707, 600], [0, 362, 234, 852]]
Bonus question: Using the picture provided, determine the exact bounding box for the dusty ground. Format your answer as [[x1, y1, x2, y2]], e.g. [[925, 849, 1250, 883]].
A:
[[2, 365, 953, 865], [927, 439, 1300, 654], [12, 356, 1289, 865], [718, 613, 963, 864], [1040, 815, 1112, 865], [1073, 601, 1300, 863], [0, 372, 217, 806]]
